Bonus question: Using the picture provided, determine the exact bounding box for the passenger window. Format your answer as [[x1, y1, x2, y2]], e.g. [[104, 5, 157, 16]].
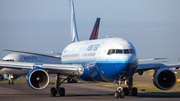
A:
[[124, 49, 130, 54], [3, 59, 14, 62], [116, 49, 123, 54]]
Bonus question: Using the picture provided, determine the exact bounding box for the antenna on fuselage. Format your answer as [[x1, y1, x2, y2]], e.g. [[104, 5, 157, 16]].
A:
[[70, 0, 79, 43]]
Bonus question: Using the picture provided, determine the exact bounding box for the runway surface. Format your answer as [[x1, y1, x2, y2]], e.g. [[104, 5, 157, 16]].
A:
[[0, 83, 180, 101]]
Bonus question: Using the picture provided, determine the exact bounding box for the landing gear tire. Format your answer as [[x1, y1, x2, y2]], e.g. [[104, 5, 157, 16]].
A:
[[114, 91, 120, 98], [123, 87, 129, 96], [59, 87, 65, 96], [114, 78, 125, 98], [131, 87, 137, 96], [114, 91, 125, 98], [51, 74, 70, 97], [120, 91, 125, 98], [51, 87, 57, 97]]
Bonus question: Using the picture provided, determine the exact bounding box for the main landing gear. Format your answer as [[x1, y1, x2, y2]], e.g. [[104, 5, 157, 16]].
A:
[[114, 77, 137, 98], [51, 74, 70, 97]]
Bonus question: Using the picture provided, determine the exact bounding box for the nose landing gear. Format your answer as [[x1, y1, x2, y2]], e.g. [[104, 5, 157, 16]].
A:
[[114, 78, 125, 98], [114, 87, 125, 98]]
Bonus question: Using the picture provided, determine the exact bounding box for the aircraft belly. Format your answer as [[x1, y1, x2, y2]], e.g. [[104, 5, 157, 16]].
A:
[[80, 62, 137, 82]]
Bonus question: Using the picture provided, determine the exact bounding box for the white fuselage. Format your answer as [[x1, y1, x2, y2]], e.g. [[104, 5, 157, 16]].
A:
[[62, 37, 137, 64], [61, 38, 138, 81]]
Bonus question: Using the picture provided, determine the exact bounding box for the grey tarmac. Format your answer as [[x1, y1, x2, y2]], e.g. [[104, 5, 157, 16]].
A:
[[0, 83, 180, 101]]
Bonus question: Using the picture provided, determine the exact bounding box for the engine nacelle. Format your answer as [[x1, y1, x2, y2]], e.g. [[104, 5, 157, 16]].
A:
[[153, 68, 176, 90], [26, 67, 49, 90]]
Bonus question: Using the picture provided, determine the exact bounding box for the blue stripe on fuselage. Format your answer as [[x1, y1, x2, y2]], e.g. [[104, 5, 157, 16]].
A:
[[79, 62, 137, 82], [62, 57, 137, 82]]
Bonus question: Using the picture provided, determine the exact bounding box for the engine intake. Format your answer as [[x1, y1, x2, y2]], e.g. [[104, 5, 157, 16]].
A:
[[26, 67, 49, 90], [153, 68, 176, 90]]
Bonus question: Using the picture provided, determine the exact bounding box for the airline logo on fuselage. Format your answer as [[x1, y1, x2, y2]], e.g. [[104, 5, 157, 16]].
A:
[[86, 44, 100, 51]]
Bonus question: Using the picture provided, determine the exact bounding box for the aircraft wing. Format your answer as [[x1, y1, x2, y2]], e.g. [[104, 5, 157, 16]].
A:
[[138, 58, 167, 62], [3, 49, 61, 59], [136, 61, 180, 73], [0, 61, 83, 76]]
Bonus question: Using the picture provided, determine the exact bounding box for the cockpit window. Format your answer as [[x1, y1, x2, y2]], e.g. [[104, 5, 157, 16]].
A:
[[124, 49, 131, 54], [116, 49, 123, 54], [107, 49, 116, 55], [111, 49, 115, 54], [130, 49, 135, 55], [107, 49, 135, 55], [107, 50, 111, 55]]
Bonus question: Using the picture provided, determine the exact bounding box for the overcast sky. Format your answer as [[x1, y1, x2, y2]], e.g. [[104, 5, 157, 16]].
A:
[[0, 0, 180, 61]]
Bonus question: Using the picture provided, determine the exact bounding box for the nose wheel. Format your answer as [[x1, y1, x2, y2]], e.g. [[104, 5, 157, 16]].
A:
[[114, 87, 125, 98], [114, 78, 125, 98]]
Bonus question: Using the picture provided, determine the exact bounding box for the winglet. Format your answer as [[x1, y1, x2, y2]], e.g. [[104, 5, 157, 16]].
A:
[[70, 0, 79, 42], [89, 18, 100, 40]]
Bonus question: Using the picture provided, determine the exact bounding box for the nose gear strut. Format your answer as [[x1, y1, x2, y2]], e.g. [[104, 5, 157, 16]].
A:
[[114, 78, 125, 98]]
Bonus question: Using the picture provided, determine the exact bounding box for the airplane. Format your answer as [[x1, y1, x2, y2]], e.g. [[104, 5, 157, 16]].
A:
[[0, 0, 180, 99]]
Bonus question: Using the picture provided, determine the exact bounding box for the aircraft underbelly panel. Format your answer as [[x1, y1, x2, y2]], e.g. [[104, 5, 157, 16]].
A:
[[80, 62, 137, 82]]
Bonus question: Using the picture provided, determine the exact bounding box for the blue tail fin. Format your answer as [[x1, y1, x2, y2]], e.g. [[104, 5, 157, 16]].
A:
[[70, 0, 79, 43]]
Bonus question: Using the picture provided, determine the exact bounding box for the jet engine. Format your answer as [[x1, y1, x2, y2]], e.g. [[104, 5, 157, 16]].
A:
[[153, 68, 176, 90], [26, 67, 49, 90]]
